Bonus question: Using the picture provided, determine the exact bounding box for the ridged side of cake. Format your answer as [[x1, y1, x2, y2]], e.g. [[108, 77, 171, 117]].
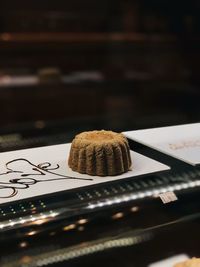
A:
[[68, 130, 132, 176]]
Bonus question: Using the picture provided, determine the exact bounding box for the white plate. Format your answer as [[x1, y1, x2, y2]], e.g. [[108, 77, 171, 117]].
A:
[[124, 123, 200, 166], [0, 143, 170, 205]]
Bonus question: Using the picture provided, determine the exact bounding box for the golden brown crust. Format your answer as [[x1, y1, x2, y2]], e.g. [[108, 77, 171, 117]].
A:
[[85, 144, 96, 176], [174, 258, 200, 267], [68, 130, 132, 176], [119, 141, 129, 171]]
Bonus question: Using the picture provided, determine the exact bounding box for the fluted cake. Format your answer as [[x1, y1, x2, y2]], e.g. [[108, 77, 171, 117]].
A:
[[68, 130, 132, 176], [174, 258, 200, 267]]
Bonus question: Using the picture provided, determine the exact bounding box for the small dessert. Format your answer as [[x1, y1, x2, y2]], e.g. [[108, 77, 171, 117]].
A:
[[68, 130, 132, 176], [38, 67, 62, 84], [174, 258, 200, 267]]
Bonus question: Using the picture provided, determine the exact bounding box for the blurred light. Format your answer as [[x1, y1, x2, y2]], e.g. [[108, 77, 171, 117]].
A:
[[152, 190, 159, 195], [0, 211, 61, 231], [123, 196, 131, 202], [130, 195, 137, 200], [30, 216, 36, 222], [34, 218, 48, 225], [188, 181, 196, 187], [19, 241, 28, 248], [174, 185, 182, 190], [20, 256, 32, 264], [1, 33, 12, 41], [2, 75, 11, 83], [63, 224, 76, 231], [160, 188, 168, 194], [78, 226, 85, 231], [105, 200, 112, 205], [112, 212, 124, 220], [114, 198, 121, 204], [182, 183, 189, 189], [130, 206, 139, 212], [88, 204, 95, 209], [77, 219, 88, 225], [87, 179, 200, 210], [50, 212, 59, 218], [145, 191, 153, 197], [138, 192, 145, 198], [153, 194, 160, 199], [26, 230, 37, 236], [8, 219, 15, 227], [31, 210, 37, 214]]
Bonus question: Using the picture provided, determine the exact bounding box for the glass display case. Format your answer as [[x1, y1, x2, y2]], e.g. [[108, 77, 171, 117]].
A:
[[0, 138, 200, 266], [0, 1, 199, 266]]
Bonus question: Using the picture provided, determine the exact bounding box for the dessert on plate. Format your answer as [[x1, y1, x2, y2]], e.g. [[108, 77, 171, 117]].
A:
[[174, 258, 200, 267], [68, 130, 132, 176]]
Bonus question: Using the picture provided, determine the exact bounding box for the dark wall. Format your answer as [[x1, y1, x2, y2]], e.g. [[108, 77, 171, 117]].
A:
[[0, 0, 199, 131]]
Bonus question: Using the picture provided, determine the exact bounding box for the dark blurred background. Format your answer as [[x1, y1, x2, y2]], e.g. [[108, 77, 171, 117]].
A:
[[0, 0, 199, 151]]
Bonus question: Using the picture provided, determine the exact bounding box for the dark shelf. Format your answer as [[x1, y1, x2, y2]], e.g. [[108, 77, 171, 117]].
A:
[[0, 32, 185, 44]]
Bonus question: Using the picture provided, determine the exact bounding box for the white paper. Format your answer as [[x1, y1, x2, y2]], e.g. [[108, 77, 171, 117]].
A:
[[0, 143, 170, 205], [124, 123, 200, 166], [149, 254, 189, 267]]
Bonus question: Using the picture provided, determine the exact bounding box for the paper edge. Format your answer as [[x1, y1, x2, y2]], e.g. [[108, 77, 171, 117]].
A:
[[124, 133, 198, 166]]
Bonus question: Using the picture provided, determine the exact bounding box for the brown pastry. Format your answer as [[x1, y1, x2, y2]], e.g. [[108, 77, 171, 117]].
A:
[[68, 130, 132, 176], [174, 258, 200, 267]]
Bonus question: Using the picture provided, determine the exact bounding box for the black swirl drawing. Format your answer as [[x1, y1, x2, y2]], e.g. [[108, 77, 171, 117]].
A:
[[0, 158, 93, 199]]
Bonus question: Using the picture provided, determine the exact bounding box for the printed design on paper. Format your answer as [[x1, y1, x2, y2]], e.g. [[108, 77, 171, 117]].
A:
[[0, 158, 93, 199], [169, 139, 200, 150]]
